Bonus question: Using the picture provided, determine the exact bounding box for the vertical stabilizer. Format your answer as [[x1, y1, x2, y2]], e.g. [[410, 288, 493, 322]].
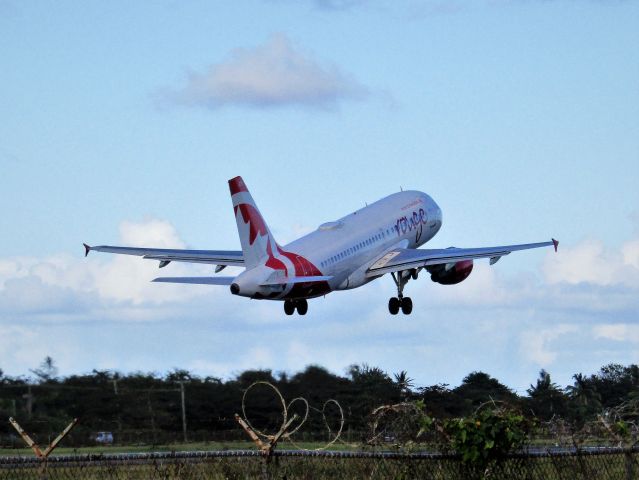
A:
[[228, 176, 277, 269]]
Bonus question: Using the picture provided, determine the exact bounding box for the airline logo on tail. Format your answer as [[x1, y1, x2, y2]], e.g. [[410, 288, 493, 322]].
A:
[[228, 176, 324, 280], [229, 176, 276, 268]]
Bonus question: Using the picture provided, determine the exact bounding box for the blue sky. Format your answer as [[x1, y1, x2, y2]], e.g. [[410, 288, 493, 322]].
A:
[[1, 0, 638, 393]]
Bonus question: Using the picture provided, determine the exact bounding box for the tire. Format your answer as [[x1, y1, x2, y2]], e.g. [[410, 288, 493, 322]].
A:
[[284, 300, 295, 315], [297, 299, 308, 315], [388, 297, 400, 315], [401, 297, 413, 315]]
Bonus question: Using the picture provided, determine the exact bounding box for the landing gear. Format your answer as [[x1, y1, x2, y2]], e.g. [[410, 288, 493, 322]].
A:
[[297, 299, 308, 315], [401, 297, 412, 315], [388, 270, 415, 315], [388, 296, 412, 315], [284, 300, 295, 315], [388, 297, 400, 315], [283, 299, 308, 316]]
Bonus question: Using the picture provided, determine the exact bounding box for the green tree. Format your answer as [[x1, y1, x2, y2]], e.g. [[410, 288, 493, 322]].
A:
[[526, 369, 567, 420], [590, 364, 639, 408], [30, 356, 58, 383], [393, 370, 415, 401], [442, 407, 530, 478], [566, 373, 601, 422], [453, 372, 519, 416], [419, 383, 459, 418]]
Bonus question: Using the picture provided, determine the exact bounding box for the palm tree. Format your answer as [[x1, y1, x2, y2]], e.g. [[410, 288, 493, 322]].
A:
[[566, 373, 601, 408], [393, 371, 415, 400], [527, 370, 567, 420]]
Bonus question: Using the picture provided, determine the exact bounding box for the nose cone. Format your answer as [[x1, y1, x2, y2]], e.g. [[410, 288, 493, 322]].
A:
[[230, 283, 240, 295], [425, 195, 441, 220]]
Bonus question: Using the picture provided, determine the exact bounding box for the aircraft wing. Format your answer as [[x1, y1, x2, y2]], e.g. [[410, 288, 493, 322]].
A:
[[367, 239, 558, 277], [83, 244, 244, 267]]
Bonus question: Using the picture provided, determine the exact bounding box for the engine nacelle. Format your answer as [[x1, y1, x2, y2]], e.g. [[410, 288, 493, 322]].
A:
[[427, 260, 473, 285]]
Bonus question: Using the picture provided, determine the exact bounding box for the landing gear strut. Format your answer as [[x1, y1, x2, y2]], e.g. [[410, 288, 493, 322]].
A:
[[284, 299, 308, 316], [388, 271, 414, 315]]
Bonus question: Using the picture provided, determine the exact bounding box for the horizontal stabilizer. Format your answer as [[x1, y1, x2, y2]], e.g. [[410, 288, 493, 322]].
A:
[[260, 276, 332, 286], [152, 276, 235, 285]]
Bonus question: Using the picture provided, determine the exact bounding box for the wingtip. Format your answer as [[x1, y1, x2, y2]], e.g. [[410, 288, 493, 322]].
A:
[[552, 238, 559, 252], [83, 243, 91, 257]]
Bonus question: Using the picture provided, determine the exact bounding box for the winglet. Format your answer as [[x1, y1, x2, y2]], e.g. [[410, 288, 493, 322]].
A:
[[552, 238, 559, 252], [83, 243, 91, 257]]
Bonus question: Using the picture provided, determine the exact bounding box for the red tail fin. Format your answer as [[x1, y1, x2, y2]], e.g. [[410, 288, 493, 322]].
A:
[[229, 176, 278, 269]]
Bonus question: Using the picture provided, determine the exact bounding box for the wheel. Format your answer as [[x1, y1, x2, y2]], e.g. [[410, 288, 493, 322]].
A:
[[297, 299, 308, 315], [388, 297, 400, 315], [411, 269, 418, 280], [284, 300, 295, 315], [401, 297, 413, 315]]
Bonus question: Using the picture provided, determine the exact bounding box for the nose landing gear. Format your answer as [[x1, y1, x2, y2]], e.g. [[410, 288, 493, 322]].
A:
[[388, 271, 414, 315], [284, 298, 308, 316]]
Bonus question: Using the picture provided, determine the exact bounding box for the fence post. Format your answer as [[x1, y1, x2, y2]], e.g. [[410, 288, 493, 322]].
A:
[[625, 450, 634, 480], [8, 417, 77, 480]]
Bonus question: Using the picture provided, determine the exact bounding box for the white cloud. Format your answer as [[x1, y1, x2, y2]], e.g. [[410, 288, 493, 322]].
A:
[[593, 324, 639, 343], [119, 219, 185, 249], [519, 324, 579, 366], [425, 262, 527, 307], [622, 239, 639, 270], [542, 238, 639, 288], [166, 34, 366, 110], [0, 218, 216, 312], [0, 324, 87, 377]]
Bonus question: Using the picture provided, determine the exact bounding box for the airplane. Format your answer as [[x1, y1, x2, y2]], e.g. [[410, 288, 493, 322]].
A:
[[84, 176, 558, 316]]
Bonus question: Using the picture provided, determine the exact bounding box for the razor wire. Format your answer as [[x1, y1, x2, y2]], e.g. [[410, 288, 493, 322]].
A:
[[239, 381, 345, 450]]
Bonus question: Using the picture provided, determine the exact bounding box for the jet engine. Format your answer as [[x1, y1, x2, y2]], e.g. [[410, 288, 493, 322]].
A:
[[426, 260, 473, 285]]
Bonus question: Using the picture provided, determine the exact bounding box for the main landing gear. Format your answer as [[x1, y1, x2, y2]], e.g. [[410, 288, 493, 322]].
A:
[[388, 270, 416, 315], [284, 299, 308, 316]]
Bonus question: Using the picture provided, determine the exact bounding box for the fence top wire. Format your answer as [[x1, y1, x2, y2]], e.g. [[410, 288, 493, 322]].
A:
[[0, 445, 637, 465]]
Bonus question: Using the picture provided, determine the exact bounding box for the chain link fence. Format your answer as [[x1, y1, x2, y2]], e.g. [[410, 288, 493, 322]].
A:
[[1, 446, 637, 479]]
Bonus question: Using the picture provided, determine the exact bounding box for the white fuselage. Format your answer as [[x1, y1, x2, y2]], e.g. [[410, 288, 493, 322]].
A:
[[233, 191, 442, 299]]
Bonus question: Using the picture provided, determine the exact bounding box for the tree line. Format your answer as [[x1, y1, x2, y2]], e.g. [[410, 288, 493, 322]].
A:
[[0, 359, 637, 446]]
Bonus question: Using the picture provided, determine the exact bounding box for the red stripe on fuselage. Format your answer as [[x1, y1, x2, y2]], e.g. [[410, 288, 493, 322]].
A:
[[277, 246, 323, 277], [265, 240, 288, 274], [275, 246, 330, 299]]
